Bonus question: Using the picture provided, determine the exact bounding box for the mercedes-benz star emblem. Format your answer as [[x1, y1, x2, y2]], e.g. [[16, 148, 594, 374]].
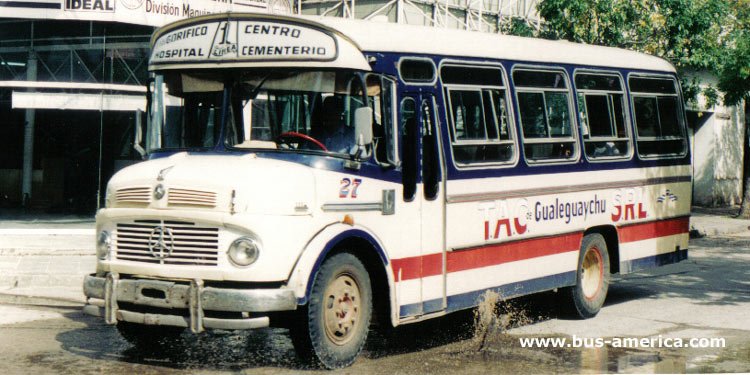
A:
[[147, 226, 174, 260], [153, 184, 165, 200]]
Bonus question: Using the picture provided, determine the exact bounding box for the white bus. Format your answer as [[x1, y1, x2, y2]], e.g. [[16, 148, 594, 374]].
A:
[[83, 13, 692, 369]]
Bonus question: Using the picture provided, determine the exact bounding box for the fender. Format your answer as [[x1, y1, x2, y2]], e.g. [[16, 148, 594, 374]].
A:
[[286, 223, 395, 308]]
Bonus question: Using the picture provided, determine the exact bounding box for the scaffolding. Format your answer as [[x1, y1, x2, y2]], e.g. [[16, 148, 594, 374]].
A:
[[295, 0, 540, 33]]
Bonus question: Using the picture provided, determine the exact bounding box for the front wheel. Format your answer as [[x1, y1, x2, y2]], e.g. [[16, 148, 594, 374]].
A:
[[290, 252, 372, 369], [568, 233, 610, 318]]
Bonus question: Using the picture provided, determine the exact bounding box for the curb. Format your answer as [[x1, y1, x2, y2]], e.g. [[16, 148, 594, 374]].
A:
[[0, 274, 89, 289], [0, 249, 95, 256], [0, 229, 95, 235], [0, 290, 85, 307], [690, 216, 750, 238]]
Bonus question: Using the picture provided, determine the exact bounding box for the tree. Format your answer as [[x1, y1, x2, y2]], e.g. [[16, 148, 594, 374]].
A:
[[527, 0, 750, 214], [718, 1, 750, 216], [718, 2, 750, 106], [535, 0, 732, 105]]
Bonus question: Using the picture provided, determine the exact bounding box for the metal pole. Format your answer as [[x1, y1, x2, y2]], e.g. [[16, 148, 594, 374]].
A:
[[21, 51, 37, 208], [96, 32, 106, 210]]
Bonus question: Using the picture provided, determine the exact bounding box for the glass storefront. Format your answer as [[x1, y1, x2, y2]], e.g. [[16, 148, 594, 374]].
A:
[[0, 19, 152, 214]]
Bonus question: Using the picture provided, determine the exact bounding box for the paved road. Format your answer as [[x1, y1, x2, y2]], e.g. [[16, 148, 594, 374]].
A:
[[0, 235, 749, 374]]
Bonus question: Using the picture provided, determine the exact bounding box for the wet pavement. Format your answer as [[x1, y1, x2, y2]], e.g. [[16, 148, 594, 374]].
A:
[[1, 235, 749, 374]]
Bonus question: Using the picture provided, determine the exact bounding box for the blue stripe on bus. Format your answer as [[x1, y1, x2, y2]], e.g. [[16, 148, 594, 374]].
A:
[[398, 271, 576, 318], [619, 248, 688, 274], [368, 51, 691, 181], [150, 148, 690, 187]]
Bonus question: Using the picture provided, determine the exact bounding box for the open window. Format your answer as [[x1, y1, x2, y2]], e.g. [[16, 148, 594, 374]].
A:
[[513, 68, 578, 162], [575, 72, 631, 160], [629, 76, 687, 158], [441, 64, 516, 166]]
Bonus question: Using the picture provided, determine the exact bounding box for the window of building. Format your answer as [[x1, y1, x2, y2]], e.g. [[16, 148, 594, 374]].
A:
[[513, 68, 577, 162], [441, 64, 515, 166], [575, 72, 631, 159], [629, 76, 687, 157]]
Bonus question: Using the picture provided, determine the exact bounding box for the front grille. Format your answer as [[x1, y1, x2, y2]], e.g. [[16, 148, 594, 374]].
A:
[[168, 188, 217, 208], [114, 220, 220, 266], [115, 187, 151, 205]]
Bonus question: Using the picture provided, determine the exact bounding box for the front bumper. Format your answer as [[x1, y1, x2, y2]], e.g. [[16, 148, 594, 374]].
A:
[[83, 273, 297, 332]]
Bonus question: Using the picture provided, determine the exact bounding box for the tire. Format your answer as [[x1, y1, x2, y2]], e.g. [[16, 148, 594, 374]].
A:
[[290, 252, 373, 369], [116, 321, 185, 351], [568, 233, 610, 319]]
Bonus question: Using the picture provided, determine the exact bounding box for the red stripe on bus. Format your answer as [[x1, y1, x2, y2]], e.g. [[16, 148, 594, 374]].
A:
[[617, 216, 690, 243], [390, 216, 690, 282], [391, 232, 582, 282]]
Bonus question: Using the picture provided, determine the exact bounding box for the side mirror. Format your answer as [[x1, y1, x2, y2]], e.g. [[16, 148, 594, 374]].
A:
[[352, 107, 373, 159]]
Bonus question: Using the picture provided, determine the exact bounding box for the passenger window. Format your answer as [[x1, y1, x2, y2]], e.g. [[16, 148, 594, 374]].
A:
[[575, 72, 631, 159], [449, 90, 485, 141], [629, 76, 686, 157], [441, 65, 515, 166], [514, 69, 577, 162]]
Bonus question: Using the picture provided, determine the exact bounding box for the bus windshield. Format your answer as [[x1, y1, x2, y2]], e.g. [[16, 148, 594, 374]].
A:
[[146, 69, 379, 157]]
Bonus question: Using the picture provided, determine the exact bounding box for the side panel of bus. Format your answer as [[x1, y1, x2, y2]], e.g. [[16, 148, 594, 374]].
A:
[[383, 54, 691, 318]]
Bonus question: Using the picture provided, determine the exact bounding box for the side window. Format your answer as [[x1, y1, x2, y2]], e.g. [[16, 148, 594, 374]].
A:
[[400, 97, 418, 201], [441, 65, 516, 166], [575, 72, 631, 159], [513, 69, 577, 162], [366, 74, 398, 165], [399, 58, 436, 84], [421, 97, 441, 200], [629, 76, 687, 157]]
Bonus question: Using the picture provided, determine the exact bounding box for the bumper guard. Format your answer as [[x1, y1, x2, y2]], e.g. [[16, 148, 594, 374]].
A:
[[83, 273, 297, 332]]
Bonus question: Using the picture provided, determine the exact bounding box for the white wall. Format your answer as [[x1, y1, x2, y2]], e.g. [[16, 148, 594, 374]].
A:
[[688, 72, 746, 207]]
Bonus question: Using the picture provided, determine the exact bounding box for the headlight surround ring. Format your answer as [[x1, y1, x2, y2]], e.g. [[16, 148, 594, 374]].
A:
[[97, 231, 112, 260], [227, 236, 261, 267]]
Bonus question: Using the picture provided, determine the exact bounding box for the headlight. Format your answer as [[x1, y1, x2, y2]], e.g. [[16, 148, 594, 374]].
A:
[[228, 237, 260, 267], [105, 185, 112, 208], [97, 231, 112, 260]]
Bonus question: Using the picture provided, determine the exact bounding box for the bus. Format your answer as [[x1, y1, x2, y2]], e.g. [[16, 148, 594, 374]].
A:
[[83, 12, 691, 369]]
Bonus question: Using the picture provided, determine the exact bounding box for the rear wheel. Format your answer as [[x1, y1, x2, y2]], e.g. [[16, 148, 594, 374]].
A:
[[569, 233, 610, 318], [290, 252, 372, 369]]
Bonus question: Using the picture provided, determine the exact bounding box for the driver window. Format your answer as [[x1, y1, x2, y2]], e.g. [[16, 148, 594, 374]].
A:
[[366, 74, 398, 165], [227, 71, 381, 156]]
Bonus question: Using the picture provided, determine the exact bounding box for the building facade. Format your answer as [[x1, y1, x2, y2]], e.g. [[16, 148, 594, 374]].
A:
[[1, 0, 743, 213], [0, 0, 268, 213], [687, 72, 748, 207]]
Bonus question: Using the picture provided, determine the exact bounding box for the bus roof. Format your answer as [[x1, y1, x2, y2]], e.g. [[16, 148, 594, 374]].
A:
[[150, 13, 676, 73], [311, 16, 676, 73]]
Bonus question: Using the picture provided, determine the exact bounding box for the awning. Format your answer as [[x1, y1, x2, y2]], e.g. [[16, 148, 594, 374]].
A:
[[12, 91, 145, 111]]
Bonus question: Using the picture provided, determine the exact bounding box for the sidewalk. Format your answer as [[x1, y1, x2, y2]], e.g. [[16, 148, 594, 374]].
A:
[[0, 213, 95, 305], [0, 208, 748, 305], [689, 206, 750, 237]]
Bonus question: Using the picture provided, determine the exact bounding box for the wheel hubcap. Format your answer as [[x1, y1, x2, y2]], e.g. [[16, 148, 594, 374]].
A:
[[323, 273, 361, 345], [581, 246, 603, 300]]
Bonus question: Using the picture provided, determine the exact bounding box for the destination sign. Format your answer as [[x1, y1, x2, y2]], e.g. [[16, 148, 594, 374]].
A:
[[151, 19, 337, 64]]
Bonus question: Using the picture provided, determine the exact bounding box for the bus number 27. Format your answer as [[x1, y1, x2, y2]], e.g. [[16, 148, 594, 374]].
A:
[[339, 178, 362, 198]]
